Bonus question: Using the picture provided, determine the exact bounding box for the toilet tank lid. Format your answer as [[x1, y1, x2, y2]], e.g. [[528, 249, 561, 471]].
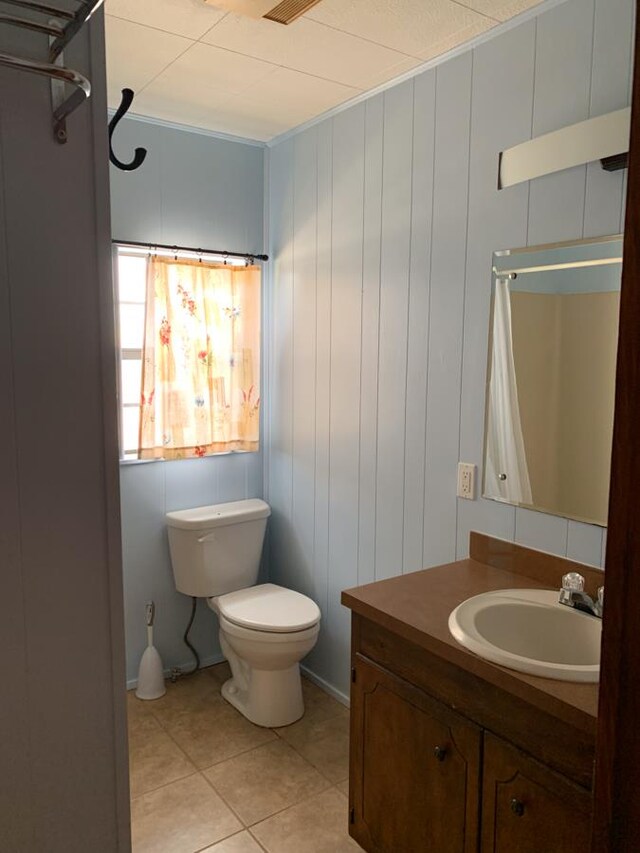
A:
[[166, 499, 271, 530]]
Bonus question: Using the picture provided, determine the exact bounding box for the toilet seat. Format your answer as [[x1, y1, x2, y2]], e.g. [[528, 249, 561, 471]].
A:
[[212, 583, 321, 633], [218, 613, 320, 645]]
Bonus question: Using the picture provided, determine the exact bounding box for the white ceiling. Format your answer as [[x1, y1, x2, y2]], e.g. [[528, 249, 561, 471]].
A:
[[105, 0, 545, 143]]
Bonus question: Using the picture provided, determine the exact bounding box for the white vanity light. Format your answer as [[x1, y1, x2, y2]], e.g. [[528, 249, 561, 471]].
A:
[[498, 107, 631, 190]]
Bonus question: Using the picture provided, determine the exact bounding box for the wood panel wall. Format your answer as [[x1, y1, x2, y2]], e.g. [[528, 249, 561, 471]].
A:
[[266, 0, 634, 698]]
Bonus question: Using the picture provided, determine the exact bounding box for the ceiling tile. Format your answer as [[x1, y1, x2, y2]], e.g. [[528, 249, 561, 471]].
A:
[[417, 16, 496, 61], [306, 0, 496, 57], [133, 87, 285, 140], [454, 0, 545, 23], [240, 67, 360, 122], [105, 17, 192, 107], [132, 42, 283, 138], [142, 42, 278, 100], [201, 14, 415, 89], [105, 0, 227, 40], [360, 56, 425, 90]]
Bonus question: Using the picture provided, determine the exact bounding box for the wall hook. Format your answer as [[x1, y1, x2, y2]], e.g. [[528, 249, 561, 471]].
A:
[[109, 88, 147, 172]]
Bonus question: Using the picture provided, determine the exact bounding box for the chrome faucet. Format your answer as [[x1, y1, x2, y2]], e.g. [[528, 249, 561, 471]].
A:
[[559, 572, 603, 618]]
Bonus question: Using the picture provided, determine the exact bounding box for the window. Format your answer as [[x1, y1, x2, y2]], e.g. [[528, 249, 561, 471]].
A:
[[115, 248, 261, 461]]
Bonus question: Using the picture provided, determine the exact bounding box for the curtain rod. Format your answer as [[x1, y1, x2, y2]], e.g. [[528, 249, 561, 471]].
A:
[[113, 239, 268, 263]]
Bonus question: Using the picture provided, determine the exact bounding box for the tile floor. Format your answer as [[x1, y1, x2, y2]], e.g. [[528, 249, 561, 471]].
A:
[[127, 663, 358, 853]]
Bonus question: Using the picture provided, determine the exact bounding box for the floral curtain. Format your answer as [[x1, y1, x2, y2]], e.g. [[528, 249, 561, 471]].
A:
[[139, 256, 260, 459]]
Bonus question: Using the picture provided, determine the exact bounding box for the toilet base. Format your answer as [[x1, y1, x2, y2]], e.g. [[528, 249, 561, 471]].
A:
[[221, 664, 304, 728]]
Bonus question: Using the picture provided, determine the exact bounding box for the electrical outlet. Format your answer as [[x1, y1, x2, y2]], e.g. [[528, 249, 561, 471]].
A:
[[457, 463, 476, 500]]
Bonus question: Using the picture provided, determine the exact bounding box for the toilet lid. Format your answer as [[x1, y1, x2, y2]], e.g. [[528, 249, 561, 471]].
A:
[[215, 584, 321, 633]]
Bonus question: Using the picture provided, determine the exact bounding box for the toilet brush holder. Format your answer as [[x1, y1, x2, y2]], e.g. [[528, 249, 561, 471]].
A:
[[135, 601, 166, 700]]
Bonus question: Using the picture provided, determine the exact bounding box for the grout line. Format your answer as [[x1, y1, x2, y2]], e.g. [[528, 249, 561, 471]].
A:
[[129, 769, 201, 802], [448, 0, 499, 22], [201, 742, 335, 830], [245, 781, 339, 833], [199, 768, 252, 830]]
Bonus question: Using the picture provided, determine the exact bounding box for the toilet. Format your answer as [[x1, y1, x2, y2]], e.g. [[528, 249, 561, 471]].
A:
[[166, 498, 321, 727]]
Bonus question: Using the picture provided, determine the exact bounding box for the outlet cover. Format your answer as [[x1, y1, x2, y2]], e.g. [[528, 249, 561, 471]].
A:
[[457, 463, 476, 500]]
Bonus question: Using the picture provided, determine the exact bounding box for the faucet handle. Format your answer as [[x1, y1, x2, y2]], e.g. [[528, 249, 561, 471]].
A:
[[562, 572, 585, 592]]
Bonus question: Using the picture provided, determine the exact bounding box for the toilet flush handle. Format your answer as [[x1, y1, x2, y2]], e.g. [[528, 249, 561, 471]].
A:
[[197, 532, 217, 544]]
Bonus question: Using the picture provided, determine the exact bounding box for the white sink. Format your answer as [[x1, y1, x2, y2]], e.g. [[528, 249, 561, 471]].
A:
[[448, 588, 601, 683]]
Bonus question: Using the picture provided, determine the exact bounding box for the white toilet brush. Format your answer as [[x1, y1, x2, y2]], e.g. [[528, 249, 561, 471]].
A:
[[135, 601, 166, 700]]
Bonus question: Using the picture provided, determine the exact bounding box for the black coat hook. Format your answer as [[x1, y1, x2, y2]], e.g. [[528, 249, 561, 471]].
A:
[[109, 88, 147, 172]]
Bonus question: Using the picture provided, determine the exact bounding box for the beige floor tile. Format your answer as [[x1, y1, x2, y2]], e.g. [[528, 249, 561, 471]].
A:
[[200, 831, 265, 851], [276, 687, 348, 752], [209, 660, 232, 683], [302, 677, 348, 717], [148, 670, 221, 715], [205, 739, 330, 826], [154, 691, 276, 769], [278, 712, 350, 783], [128, 713, 196, 798], [131, 773, 242, 853], [336, 779, 349, 798], [251, 788, 359, 853], [127, 689, 156, 722]]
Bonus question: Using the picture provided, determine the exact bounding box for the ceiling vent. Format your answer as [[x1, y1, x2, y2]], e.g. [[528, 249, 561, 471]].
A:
[[206, 0, 323, 24]]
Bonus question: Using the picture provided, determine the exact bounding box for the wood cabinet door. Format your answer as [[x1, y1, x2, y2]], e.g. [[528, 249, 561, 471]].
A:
[[482, 733, 592, 853], [350, 655, 481, 853]]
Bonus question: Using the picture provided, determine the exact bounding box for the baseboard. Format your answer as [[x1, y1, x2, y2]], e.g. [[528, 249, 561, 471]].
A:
[[126, 652, 226, 690], [127, 655, 350, 708], [301, 664, 350, 708]]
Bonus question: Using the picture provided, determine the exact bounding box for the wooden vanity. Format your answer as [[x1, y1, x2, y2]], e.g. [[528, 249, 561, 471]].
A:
[[341, 533, 602, 853]]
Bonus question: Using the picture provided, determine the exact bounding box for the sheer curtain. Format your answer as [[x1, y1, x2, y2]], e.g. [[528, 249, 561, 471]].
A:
[[485, 277, 533, 505], [139, 256, 260, 459]]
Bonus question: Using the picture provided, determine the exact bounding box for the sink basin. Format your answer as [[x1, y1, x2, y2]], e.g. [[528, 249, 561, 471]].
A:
[[448, 588, 601, 682]]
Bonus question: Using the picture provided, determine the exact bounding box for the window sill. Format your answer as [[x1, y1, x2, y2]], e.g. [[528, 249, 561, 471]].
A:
[[119, 449, 256, 466]]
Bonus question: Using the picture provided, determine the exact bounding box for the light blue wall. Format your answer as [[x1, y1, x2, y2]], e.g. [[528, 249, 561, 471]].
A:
[[266, 0, 634, 700], [110, 119, 265, 684]]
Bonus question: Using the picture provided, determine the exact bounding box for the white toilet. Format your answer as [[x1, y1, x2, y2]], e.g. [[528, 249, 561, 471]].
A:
[[166, 498, 321, 728]]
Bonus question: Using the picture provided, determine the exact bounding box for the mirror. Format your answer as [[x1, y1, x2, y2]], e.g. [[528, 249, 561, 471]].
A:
[[483, 235, 622, 527]]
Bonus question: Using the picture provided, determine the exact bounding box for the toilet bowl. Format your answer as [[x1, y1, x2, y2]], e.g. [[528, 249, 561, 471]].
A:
[[165, 499, 321, 728], [209, 584, 320, 727]]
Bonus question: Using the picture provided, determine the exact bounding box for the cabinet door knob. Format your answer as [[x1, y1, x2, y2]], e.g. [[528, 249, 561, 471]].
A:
[[510, 798, 525, 817], [434, 746, 447, 762]]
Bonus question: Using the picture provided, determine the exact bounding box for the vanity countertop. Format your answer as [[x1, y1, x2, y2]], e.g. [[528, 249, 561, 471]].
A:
[[341, 533, 602, 737]]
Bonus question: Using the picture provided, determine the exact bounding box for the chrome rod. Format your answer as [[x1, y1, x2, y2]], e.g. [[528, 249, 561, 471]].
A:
[[0, 51, 90, 116], [0, 13, 63, 35], [0, 0, 75, 20], [49, 0, 103, 61]]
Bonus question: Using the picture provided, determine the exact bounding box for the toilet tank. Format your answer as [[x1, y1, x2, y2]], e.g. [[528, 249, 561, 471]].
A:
[[166, 499, 271, 598]]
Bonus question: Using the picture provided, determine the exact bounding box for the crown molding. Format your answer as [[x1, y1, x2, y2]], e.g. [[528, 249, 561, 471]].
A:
[[106, 109, 267, 148]]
